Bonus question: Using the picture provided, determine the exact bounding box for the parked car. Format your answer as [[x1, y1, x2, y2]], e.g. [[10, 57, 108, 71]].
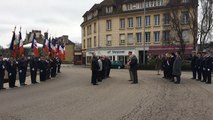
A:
[[111, 61, 125, 69]]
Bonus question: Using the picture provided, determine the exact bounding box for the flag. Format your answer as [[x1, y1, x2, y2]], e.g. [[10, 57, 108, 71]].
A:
[[48, 38, 52, 55], [58, 44, 65, 61], [19, 31, 24, 56], [31, 33, 39, 57], [43, 33, 49, 55], [51, 38, 56, 57], [9, 31, 17, 57]]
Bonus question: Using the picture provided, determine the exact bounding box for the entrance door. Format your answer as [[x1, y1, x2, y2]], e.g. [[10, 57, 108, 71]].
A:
[[139, 51, 147, 64]]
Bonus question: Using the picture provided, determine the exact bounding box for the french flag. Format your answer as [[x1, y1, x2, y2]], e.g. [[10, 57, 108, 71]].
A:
[[9, 31, 17, 58], [19, 31, 24, 56], [31, 33, 39, 57], [43, 33, 49, 55], [59, 45, 65, 61]]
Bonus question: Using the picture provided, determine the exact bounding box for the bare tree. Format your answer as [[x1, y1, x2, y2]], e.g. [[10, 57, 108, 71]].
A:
[[198, 0, 213, 50]]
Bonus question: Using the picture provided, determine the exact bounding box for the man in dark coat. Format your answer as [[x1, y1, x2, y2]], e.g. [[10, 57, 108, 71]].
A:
[[129, 54, 138, 84], [17, 55, 28, 86], [201, 52, 207, 82], [191, 52, 198, 79], [29, 55, 38, 84], [38, 56, 47, 82], [172, 51, 182, 84], [196, 53, 202, 81], [205, 51, 212, 84], [91, 54, 99, 85], [6, 57, 17, 88], [0, 54, 6, 90]]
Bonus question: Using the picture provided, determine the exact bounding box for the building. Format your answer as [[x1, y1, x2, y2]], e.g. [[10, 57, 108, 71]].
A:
[[81, 0, 198, 65]]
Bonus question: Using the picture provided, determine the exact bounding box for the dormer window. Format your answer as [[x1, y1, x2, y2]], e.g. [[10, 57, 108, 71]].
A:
[[106, 6, 113, 13]]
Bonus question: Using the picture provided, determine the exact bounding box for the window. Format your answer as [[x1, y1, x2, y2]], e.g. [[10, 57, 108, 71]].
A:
[[154, 31, 160, 43], [106, 6, 113, 13], [127, 4, 132, 10], [154, 15, 160, 26], [87, 38, 92, 48], [163, 31, 170, 41], [106, 35, 112, 46], [128, 18, 133, 28], [182, 30, 189, 40], [164, 13, 170, 25], [87, 25, 92, 35], [120, 34, 125, 45], [83, 27, 86, 37], [94, 23, 96, 33], [83, 39, 85, 48], [94, 36, 97, 47], [145, 32, 150, 43], [120, 18, 125, 29], [136, 16, 142, 27], [136, 33, 142, 43], [145, 16, 150, 26], [106, 20, 112, 30], [127, 33, 134, 44], [181, 11, 189, 24]]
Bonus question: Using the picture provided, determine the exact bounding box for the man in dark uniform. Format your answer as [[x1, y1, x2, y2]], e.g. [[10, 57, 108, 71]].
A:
[[56, 56, 62, 73], [91, 54, 99, 85], [201, 52, 207, 82], [196, 53, 202, 81], [45, 56, 51, 80], [18, 55, 28, 86], [205, 51, 212, 84], [50, 57, 57, 78], [191, 51, 198, 79], [6, 57, 17, 88], [0, 54, 6, 90], [29, 54, 38, 84], [106, 56, 111, 78], [38, 56, 47, 82]]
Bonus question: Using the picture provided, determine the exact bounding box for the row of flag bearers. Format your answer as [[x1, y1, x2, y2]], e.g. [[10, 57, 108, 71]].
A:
[[0, 54, 62, 90]]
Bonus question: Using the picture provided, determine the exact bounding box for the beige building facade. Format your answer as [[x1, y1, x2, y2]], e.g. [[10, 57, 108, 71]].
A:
[[81, 0, 197, 64]]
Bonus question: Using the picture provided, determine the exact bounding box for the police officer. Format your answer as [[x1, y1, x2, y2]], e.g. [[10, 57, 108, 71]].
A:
[[29, 54, 38, 84], [6, 57, 17, 88], [38, 56, 47, 82], [18, 55, 28, 86], [191, 51, 198, 79], [0, 54, 6, 90], [205, 51, 212, 84]]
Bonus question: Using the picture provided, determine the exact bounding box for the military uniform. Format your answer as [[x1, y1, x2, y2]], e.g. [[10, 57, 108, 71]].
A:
[[205, 56, 212, 84], [6, 59, 17, 88], [191, 55, 198, 79], [18, 57, 28, 86], [30, 57, 38, 84], [201, 56, 207, 82], [38, 58, 47, 81]]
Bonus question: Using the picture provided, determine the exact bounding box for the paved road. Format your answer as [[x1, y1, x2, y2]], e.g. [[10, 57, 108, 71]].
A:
[[0, 65, 213, 120]]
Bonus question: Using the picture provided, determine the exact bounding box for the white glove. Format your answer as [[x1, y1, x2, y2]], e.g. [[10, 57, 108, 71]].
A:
[[9, 73, 12, 76], [40, 70, 43, 72], [19, 70, 22, 73], [32, 68, 35, 71]]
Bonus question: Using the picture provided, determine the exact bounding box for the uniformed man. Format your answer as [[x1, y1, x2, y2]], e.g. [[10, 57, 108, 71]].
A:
[[91, 54, 99, 85], [196, 53, 202, 81], [45, 56, 51, 80], [17, 55, 28, 86], [29, 54, 38, 84], [205, 51, 212, 84], [38, 56, 47, 82], [56, 56, 62, 73], [0, 54, 6, 90], [201, 52, 207, 82], [6, 57, 17, 88]]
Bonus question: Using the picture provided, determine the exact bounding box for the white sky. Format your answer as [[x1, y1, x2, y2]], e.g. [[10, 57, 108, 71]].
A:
[[0, 0, 103, 48]]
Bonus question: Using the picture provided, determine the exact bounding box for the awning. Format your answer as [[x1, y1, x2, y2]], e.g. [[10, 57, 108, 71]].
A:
[[149, 45, 193, 55]]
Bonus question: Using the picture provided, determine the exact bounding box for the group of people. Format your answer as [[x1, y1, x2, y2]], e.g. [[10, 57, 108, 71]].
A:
[[161, 51, 182, 84], [0, 54, 62, 90], [191, 51, 213, 84], [91, 55, 111, 85]]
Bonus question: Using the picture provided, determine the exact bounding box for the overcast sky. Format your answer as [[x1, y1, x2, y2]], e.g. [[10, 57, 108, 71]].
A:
[[0, 0, 103, 48]]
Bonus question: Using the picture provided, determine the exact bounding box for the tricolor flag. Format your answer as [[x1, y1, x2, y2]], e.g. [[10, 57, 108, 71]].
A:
[[31, 33, 39, 57], [58, 44, 65, 61], [9, 30, 17, 58], [43, 33, 49, 55], [51, 38, 56, 57], [18, 30, 24, 56]]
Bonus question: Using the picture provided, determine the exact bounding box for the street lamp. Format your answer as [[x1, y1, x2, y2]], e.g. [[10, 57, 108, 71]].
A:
[[143, 0, 146, 65]]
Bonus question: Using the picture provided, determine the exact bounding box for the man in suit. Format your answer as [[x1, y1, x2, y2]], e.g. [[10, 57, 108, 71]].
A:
[[205, 51, 212, 84], [6, 57, 18, 88], [191, 51, 198, 79], [91, 53, 99, 85], [196, 53, 202, 81], [38, 56, 47, 82], [0, 54, 6, 90], [29, 54, 38, 84], [18, 55, 28, 86]]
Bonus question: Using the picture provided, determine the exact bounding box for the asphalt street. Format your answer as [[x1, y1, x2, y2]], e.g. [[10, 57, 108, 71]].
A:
[[0, 65, 213, 120]]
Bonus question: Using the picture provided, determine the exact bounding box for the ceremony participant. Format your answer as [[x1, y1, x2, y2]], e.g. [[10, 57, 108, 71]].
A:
[[205, 51, 212, 84], [0, 54, 6, 90], [196, 53, 202, 81], [45, 56, 51, 80], [6, 57, 17, 88], [201, 52, 207, 82], [97, 56, 103, 82], [91, 53, 99, 85], [17, 55, 28, 86], [56, 56, 62, 73], [172, 51, 182, 84], [105, 56, 111, 78], [29, 54, 38, 84], [191, 51, 198, 79], [129, 54, 138, 84], [127, 51, 133, 82], [38, 56, 47, 82]]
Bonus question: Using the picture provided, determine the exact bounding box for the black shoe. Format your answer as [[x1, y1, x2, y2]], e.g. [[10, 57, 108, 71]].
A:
[[14, 86, 18, 87], [21, 83, 27, 86], [93, 84, 98, 85], [0, 88, 6, 90], [174, 82, 180, 84], [206, 82, 211, 84]]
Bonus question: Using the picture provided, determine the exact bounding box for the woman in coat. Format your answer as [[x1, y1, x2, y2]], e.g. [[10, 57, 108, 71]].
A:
[[172, 51, 182, 84]]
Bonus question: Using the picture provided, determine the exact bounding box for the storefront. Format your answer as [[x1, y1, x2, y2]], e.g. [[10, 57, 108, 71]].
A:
[[85, 46, 148, 65]]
